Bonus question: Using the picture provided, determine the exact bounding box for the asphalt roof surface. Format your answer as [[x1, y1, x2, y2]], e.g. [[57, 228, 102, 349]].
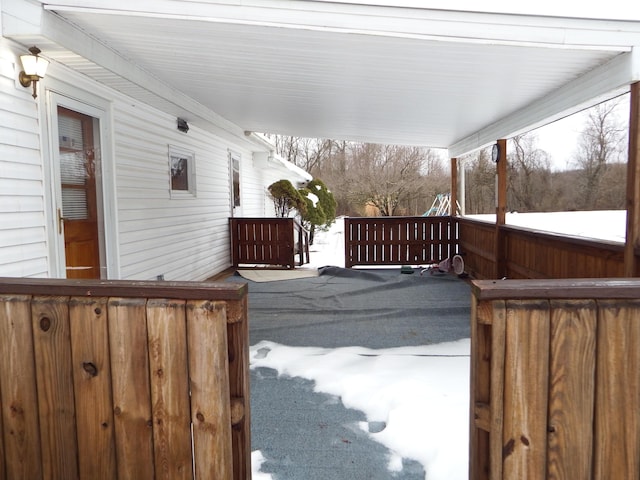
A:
[[238, 266, 471, 479]]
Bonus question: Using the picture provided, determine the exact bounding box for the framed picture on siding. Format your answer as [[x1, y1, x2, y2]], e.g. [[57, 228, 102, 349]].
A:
[[169, 145, 196, 197]]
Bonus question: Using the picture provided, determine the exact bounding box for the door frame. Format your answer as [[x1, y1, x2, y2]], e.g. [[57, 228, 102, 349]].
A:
[[41, 86, 119, 278]]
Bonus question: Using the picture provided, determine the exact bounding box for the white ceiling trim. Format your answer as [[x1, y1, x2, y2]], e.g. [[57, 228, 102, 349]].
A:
[[449, 49, 638, 157], [42, 1, 639, 50], [5, 0, 640, 156]]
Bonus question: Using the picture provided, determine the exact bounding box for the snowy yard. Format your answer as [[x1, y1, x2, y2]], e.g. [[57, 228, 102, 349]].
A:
[[249, 211, 626, 479], [249, 219, 471, 479]]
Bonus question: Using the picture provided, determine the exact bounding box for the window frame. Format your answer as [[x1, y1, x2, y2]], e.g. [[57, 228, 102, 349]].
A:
[[169, 145, 196, 198]]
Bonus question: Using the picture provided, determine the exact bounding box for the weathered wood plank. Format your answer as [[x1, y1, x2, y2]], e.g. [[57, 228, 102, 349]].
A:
[[187, 300, 234, 479], [108, 297, 155, 480], [593, 299, 640, 480], [31, 295, 79, 480], [489, 300, 506, 480], [0, 295, 42, 480], [502, 300, 550, 480], [146, 299, 193, 480], [472, 278, 640, 301], [469, 296, 490, 480], [227, 297, 252, 480], [0, 277, 247, 301], [547, 300, 597, 480], [69, 296, 117, 480]]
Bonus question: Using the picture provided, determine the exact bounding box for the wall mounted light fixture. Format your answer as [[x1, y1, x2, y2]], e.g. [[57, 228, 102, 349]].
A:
[[19, 46, 49, 99], [177, 118, 189, 133]]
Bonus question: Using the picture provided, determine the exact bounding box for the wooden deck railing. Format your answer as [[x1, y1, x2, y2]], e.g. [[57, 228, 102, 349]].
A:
[[455, 216, 629, 279], [344, 216, 457, 267], [470, 278, 640, 480], [230, 217, 309, 268], [0, 277, 251, 480]]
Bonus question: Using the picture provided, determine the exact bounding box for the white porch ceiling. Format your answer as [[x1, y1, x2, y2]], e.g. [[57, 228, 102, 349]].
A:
[[5, 1, 640, 156]]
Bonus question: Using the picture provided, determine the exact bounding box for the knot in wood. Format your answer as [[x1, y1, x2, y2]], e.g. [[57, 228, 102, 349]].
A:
[[196, 412, 205, 422], [82, 362, 98, 377], [94, 307, 102, 315], [39, 316, 51, 332]]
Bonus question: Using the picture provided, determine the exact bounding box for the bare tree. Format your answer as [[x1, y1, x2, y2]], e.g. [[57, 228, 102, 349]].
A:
[[572, 99, 626, 209], [345, 143, 432, 216], [463, 149, 495, 214], [507, 133, 552, 211]]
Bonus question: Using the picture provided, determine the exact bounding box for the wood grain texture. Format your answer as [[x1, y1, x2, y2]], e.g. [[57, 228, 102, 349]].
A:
[[0, 295, 42, 480], [187, 300, 234, 480], [69, 296, 117, 480], [31, 295, 79, 480], [227, 297, 252, 480], [547, 300, 596, 480], [146, 299, 193, 480], [108, 297, 155, 480], [502, 300, 550, 480], [593, 300, 640, 480], [489, 300, 506, 480]]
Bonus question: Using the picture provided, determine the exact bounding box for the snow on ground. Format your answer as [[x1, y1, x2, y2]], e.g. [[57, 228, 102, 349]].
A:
[[250, 218, 470, 479], [251, 340, 470, 480], [467, 210, 626, 243], [250, 211, 625, 479]]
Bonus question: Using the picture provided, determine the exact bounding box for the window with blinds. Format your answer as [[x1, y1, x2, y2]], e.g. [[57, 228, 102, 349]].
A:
[[59, 114, 91, 220]]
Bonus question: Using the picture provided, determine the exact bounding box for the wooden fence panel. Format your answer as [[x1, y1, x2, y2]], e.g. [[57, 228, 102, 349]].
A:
[[471, 280, 640, 480], [69, 297, 117, 480], [31, 296, 79, 480], [0, 278, 250, 480], [147, 299, 193, 480], [188, 300, 233, 479], [108, 297, 155, 480], [0, 295, 41, 480], [231, 217, 309, 268], [344, 216, 456, 267]]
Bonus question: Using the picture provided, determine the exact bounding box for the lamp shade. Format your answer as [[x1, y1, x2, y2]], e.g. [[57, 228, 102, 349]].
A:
[[20, 52, 49, 78]]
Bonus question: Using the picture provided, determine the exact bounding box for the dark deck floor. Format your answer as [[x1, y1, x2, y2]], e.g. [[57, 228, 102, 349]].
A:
[[231, 266, 471, 479]]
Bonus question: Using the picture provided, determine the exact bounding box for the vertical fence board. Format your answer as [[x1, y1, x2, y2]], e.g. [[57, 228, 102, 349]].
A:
[[146, 299, 193, 480], [31, 296, 79, 480], [489, 300, 506, 480], [502, 300, 550, 480], [227, 296, 252, 480], [187, 300, 233, 479], [108, 297, 155, 480], [593, 300, 640, 480], [0, 295, 42, 480], [69, 297, 117, 480], [547, 300, 597, 480]]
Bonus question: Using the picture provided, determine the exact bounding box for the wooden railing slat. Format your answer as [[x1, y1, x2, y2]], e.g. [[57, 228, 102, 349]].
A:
[[593, 299, 640, 480], [227, 296, 252, 480], [547, 300, 596, 480], [147, 299, 193, 480], [108, 297, 155, 480], [31, 296, 80, 480], [502, 300, 550, 480], [0, 295, 42, 480], [187, 300, 234, 480], [69, 296, 117, 480]]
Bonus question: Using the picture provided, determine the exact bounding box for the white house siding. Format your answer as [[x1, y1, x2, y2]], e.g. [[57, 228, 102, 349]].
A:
[[0, 37, 310, 281], [0, 39, 49, 278], [114, 101, 254, 281]]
